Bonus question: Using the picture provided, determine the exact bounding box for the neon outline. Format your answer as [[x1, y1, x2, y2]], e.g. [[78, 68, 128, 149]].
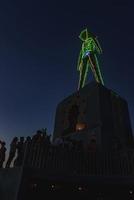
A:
[[77, 28, 104, 89]]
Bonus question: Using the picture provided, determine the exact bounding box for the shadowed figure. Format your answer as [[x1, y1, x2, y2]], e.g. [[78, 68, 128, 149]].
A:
[[23, 136, 32, 165], [0, 141, 6, 168], [6, 137, 18, 168], [25, 136, 32, 146], [14, 137, 25, 167], [32, 130, 42, 144]]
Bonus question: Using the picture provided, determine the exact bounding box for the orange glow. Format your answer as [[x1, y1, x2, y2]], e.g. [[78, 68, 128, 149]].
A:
[[76, 123, 86, 131]]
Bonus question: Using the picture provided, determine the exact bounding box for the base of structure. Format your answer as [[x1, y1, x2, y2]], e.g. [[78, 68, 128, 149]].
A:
[[0, 167, 134, 200]]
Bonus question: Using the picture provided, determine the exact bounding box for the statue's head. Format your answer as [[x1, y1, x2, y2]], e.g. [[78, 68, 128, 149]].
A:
[[79, 28, 95, 41]]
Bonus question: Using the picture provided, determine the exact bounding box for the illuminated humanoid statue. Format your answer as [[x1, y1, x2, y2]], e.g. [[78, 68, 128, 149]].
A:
[[77, 28, 104, 89]]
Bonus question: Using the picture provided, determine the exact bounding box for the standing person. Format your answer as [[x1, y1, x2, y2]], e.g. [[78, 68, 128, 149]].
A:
[[0, 141, 6, 168], [14, 137, 25, 167], [6, 137, 18, 168], [23, 136, 32, 165]]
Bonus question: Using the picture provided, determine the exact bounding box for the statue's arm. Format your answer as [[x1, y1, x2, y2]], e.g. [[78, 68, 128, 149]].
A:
[[94, 37, 102, 54]]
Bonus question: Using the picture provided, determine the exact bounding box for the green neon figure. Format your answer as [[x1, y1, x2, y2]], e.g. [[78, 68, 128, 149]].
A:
[[77, 28, 104, 89]]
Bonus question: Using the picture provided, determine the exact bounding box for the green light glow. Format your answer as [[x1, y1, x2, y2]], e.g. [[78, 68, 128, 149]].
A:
[[77, 28, 104, 89]]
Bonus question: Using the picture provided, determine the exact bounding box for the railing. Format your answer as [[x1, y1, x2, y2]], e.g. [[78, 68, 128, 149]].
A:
[[22, 142, 134, 176]]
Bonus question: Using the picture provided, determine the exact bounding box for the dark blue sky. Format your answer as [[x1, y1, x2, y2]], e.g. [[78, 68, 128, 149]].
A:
[[0, 0, 134, 146]]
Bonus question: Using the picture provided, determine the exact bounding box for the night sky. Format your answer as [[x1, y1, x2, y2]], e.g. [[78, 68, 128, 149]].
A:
[[0, 0, 134, 148]]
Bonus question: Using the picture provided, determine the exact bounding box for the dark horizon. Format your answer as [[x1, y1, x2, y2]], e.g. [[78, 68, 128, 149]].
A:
[[0, 0, 134, 148]]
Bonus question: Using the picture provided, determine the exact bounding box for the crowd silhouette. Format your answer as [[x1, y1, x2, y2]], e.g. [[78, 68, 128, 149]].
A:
[[0, 128, 86, 169], [0, 130, 134, 177], [0, 129, 49, 168]]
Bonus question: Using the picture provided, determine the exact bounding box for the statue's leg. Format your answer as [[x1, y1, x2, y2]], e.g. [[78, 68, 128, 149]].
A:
[[78, 70, 82, 89], [88, 55, 99, 83], [88, 54, 104, 85], [78, 59, 89, 89], [93, 54, 104, 85]]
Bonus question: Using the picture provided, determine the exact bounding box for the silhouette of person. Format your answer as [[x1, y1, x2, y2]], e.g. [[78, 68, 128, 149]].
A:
[[32, 130, 42, 144], [0, 141, 6, 168], [45, 134, 51, 146], [41, 128, 47, 138], [25, 136, 31, 147], [14, 137, 25, 167], [6, 137, 18, 168], [24, 136, 32, 165]]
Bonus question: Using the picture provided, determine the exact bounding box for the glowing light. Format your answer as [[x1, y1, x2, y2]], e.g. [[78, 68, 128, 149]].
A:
[[77, 28, 104, 89], [78, 186, 82, 191], [76, 123, 86, 131], [129, 190, 133, 194], [84, 50, 90, 57]]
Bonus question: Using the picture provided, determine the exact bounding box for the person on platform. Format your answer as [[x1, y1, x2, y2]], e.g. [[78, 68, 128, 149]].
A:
[[14, 137, 25, 167], [6, 137, 18, 168], [0, 141, 6, 168]]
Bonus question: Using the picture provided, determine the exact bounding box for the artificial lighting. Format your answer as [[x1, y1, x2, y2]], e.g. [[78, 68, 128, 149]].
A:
[[76, 123, 86, 131], [78, 186, 82, 191], [129, 190, 133, 194]]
